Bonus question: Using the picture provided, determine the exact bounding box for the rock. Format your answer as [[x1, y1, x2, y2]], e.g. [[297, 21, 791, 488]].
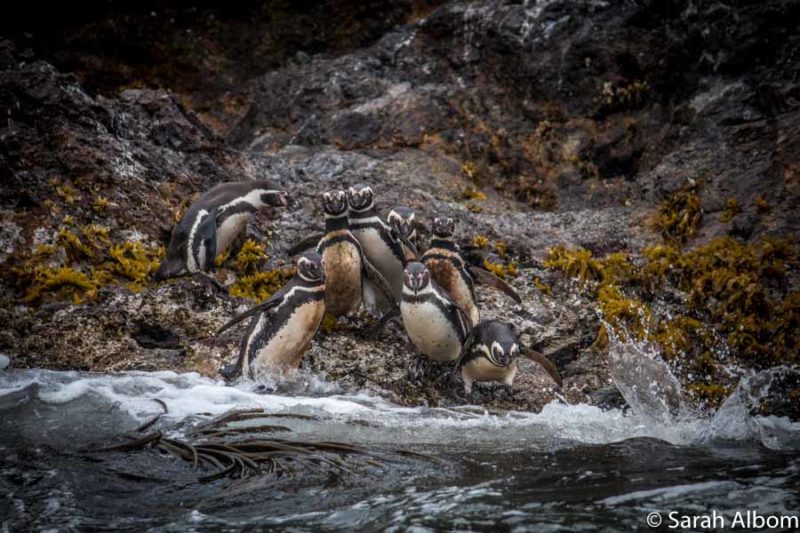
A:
[[0, 0, 798, 414], [0, 354, 9, 371]]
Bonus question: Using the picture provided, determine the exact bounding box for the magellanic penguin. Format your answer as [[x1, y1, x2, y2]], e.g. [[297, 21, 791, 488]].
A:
[[387, 206, 422, 262], [400, 262, 472, 363], [421, 217, 521, 326], [347, 185, 416, 300], [156, 180, 288, 280], [316, 190, 395, 317], [217, 251, 326, 380], [457, 320, 562, 395]]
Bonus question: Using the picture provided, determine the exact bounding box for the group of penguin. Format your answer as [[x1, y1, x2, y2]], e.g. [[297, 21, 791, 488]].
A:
[[157, 180, 562, 397]]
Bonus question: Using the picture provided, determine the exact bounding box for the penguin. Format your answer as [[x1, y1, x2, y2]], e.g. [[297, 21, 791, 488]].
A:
[[457, 320, 562, 395], [387, 206, 422, 262], [400, 262, 472, 363], [315, 190, 395, 317], [347, 185, 413, 300], [217, 251, 326, 380], [421, 217, 521, 326], [156, 180, 288, 280]]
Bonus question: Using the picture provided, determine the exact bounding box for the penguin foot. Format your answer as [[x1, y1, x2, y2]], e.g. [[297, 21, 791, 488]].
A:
[[219, 363, 240, 381], [192, 272, 227, 293]]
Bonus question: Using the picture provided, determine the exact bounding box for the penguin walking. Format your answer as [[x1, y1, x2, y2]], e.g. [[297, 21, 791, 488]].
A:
[[347, 185, 414, 300], [156, 180, 288, 280], [217, 251, 326, 380], [315, 190, 395, 317], [457, 320, 561, 395], [400, 262, 472, 369], [422, 217, 521, 326]]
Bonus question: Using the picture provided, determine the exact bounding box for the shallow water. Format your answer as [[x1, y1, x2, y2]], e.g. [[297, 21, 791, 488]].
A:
[[1, 368, 799, 531]]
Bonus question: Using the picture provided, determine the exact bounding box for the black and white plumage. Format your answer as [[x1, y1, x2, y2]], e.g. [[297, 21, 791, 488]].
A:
[[217, 251, 326, 380], [347, 185, 410, 300], [422, 217, 521, 326], [387, 206, 421, 262], [400, 262, 472, 362], [156, 180, 288, 280], [316, 190, 394, 317], [458, 320, 561, 394]]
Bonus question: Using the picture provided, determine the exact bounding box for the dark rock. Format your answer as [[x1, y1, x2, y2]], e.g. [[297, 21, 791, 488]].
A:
[[331, 112, 382, 149]]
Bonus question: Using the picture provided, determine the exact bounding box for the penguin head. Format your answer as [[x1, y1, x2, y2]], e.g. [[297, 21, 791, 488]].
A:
[[475, 321, 519, 367], [403, 262, 430, 293], [431, 217, 455, 238], [388, 206, 416, 239], [321, 190, 348, 217], [297, 251, 324, 283], [346, 184, 374, 212], [154, 258, 187, 280], [260, 189, 289, 207]]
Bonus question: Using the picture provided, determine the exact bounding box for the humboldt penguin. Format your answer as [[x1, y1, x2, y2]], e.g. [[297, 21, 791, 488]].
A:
[[421, 217, 521, 326], [217, 251, 326, 380], [457, 320, 561, 395], [347, 185, 414, 300], [400, 262, 472, 364], [156, 180, 288, 280], [316, 190, 394, 317]]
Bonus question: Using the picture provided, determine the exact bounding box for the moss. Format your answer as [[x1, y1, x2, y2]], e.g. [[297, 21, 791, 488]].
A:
[[543, 245, 602, 286], [471, 235, 489, 249], [104, 242, 163, 291], [461, 187, 487, 201], [24, 266, 97, 305], [92, 196, 111, 211], [235, 240, 268, 274], [229, 268, 295, 302], [720, 198, 742, 222], [55, 184, 79, 205], [533, 276, 551, 295], [686, 383, 732, 408], [494, 241, 508, 259], [320, 314, 340, 334], [482, 258, 518, 279], [467, 204, 483, 213], [655, 188, 702, 244], [57, 228, 96, 262]]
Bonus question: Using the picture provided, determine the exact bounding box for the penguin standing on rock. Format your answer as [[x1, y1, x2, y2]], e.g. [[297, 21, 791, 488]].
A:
[[422, 217, 521, 326], [457, 320, 562, 395], [347, 185, 413, 300], [156, 180, 288, 280], [217, 251, 326, 380], [315, 190, 395, 317], [400, 262, 472, 371]]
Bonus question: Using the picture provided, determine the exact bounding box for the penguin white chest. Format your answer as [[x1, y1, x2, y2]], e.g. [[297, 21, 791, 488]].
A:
[[247, 301, 325, 379], [356, 229, 404, 296], [216, 213, 251, 255], [401, 301, 462, 361]]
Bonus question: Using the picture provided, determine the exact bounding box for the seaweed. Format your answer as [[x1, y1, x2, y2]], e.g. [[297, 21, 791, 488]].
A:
[[229, 267, 296, 301]]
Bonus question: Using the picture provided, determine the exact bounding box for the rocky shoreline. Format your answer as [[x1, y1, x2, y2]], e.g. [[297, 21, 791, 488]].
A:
[[1, 0, 798, 414]]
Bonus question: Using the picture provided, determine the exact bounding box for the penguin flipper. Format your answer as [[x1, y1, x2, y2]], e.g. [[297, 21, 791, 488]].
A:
[[361, 255, 396, 305], [395, 232, 419, 261], [288, 233, 325, 256], [523, 348, 562, 387], [215, 285, 289, 336], [468, 266, 522, 304]]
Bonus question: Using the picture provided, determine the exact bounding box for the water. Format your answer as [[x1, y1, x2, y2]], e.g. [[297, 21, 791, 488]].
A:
[[1, 355, 799, 530]]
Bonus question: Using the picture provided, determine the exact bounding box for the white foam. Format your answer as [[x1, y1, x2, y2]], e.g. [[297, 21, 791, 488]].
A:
[[1, 367, 798, 451]]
